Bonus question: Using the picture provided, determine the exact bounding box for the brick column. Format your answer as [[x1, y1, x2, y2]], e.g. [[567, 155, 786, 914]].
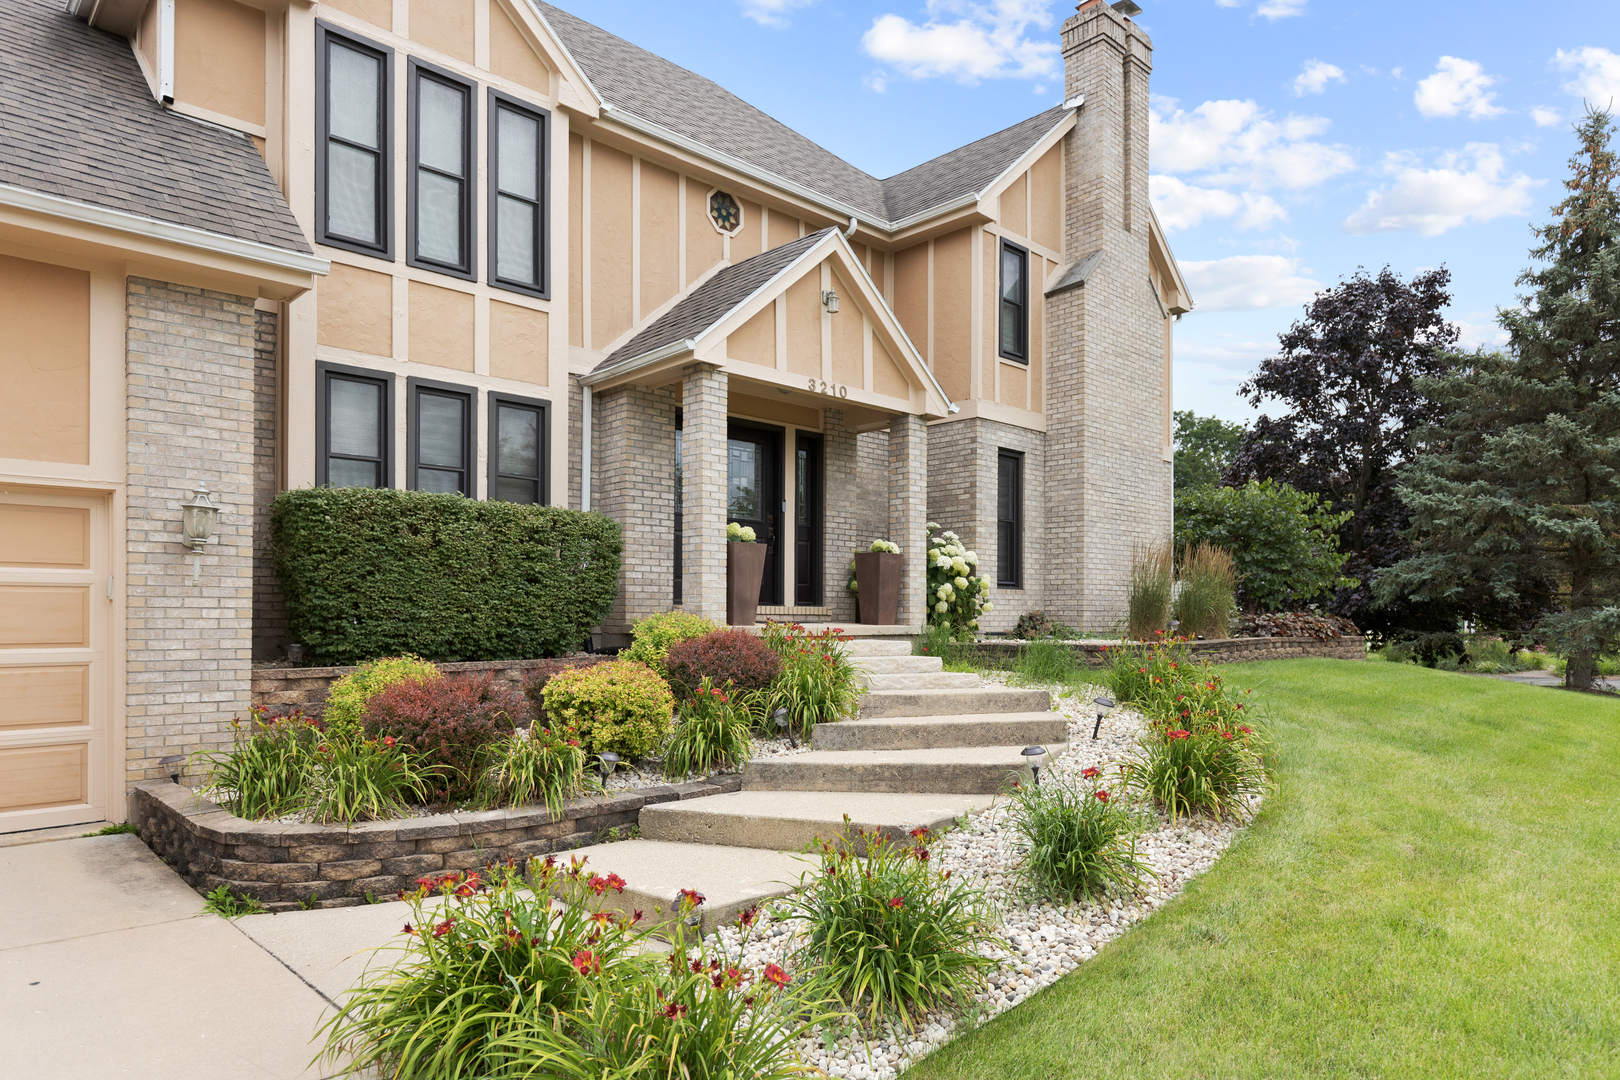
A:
[[681, 364, 728, 623], [888, 413, 928, 629]]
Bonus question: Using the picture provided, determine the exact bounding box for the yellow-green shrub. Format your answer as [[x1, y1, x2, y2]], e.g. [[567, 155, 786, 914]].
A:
[[322, 655, 439, 735], [541, 660, 674, 760], [620, 612, 719, 677]]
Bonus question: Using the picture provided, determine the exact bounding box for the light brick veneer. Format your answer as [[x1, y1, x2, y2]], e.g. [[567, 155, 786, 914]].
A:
[[594, 381, 679, 632], [887, 413, 928, 627], [680, 364, 728, 623], [125, 278, 259, 792], [818, 408, 860, 624], [249, 308, 287, 662]]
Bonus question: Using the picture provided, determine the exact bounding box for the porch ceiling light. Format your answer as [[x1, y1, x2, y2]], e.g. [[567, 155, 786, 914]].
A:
[[821, 289, 839, 314], [1092, 696, 1115, 741], [179, 483, 220, 585], [1021, 744, 1049, 785]]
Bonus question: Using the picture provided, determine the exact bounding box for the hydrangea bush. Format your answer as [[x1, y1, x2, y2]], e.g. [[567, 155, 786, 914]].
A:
[[924, 522, 992, 640]]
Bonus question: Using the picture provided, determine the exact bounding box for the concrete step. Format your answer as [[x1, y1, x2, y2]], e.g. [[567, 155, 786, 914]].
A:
[[842, 638, 915, 657], [640, 790, 993, 853], [548, 839, 806, 936], [858, 686, 1052, 718], [857, 671, 983, 691], [812, 712, 1070, 751], [850, 655, 944, 675], [741, 745, 1059, 795]]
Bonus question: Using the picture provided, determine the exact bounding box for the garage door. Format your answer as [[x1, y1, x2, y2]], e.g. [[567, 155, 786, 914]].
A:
[[0, 490, 110, 832]]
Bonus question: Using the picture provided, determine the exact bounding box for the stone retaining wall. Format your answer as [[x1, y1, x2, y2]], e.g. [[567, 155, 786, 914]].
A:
[[252, 655, 608, 714], [133, 775, 740, 913], [973, 635, 1367, 666]]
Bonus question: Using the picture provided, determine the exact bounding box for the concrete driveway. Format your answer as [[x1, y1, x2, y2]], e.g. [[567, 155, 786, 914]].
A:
[[1, 834, 407, 1079]]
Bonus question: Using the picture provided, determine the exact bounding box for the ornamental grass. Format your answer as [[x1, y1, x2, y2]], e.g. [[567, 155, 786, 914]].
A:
[[760, 622, 864, 738], [663, 678, 754, 780], [1126, 540, 1174, 640], [777, 820, 1001, 1028], [1005, 773, 1155, 902], [474, 726, 588, 818], [1174, 541, 1238, 639]]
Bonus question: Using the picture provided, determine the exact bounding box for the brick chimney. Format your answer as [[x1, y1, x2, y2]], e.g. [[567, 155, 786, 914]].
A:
[[1042, 0, 1169, 627]]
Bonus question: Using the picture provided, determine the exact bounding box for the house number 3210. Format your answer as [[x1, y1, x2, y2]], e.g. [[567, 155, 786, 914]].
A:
[[808, 378, 849, 398]]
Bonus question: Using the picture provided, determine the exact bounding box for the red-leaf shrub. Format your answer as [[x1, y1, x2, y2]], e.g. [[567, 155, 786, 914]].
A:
[[1235, 611, 1359, 639], [362, 673, 522, 800], [664, 629, 781, 696]]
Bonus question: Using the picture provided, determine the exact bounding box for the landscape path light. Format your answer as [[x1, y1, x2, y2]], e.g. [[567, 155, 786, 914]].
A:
[[597, 751, 621, 785], [774, 707, 797, 748], [1021, 744, 1049, 786], [179, 483, 220, 585], [1092, 696, 1115, 740]]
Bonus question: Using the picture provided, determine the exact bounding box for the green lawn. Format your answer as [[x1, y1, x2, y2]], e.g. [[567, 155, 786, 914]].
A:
[[909, 660, 1620, 1079]]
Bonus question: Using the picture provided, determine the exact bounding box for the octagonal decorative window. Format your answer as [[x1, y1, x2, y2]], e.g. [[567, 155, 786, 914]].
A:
[[708, 190, 741, 235]]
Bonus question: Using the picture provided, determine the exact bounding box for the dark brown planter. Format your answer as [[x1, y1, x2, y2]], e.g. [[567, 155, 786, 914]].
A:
[[727, 542, 768, 626], [855, 551, 903, 625]]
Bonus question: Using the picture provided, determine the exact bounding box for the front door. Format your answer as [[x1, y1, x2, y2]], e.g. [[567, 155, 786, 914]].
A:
[[0, 489, 111, 832], [727, 422, 783, 606]]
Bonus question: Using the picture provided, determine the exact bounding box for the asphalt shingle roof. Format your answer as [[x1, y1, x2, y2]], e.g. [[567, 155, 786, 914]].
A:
[[597, 228, 832, 370], [0, 0, 311, 255], [535, 1, 1069, 228]]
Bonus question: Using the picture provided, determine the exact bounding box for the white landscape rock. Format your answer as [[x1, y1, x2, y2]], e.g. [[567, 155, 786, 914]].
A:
[[706, 679, 1256, 1079]]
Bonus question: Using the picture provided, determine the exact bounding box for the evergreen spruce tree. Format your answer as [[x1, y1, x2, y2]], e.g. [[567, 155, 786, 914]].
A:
[[1379, 111, 1620, 690]]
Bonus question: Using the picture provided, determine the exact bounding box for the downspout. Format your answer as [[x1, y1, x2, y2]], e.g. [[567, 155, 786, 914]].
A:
[[844, 215, 858, 238], [581, 384, 592, 512], [157, 0, 175, 104]]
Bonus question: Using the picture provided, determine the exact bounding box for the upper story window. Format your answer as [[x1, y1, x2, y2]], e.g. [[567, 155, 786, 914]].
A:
[[317, 362, 394, 488], [999, 240, 1029, 364], [488, 92, 549, 297], [317, 25, 393, 257], [409, 62, 475, 278]]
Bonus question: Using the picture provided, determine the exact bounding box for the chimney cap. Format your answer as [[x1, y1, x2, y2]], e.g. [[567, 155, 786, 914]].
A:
[[1110, 0, 1142, 15]]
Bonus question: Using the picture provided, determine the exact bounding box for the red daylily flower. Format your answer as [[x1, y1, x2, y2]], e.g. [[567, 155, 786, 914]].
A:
[[1095, 790, 1110, 803], [1168, 729, 1191, 740], [432, 918, 455, 938], [763, 963, 791, 988], [571, 950, 600, 976], [1082, 766, 1101, 778], [888, 897, 905, 908], [677, 888, 706, 910]]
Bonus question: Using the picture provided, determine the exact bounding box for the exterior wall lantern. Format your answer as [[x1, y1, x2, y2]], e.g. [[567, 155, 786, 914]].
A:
[[179, 483, 220, 585], [821, 289, 839, 314]]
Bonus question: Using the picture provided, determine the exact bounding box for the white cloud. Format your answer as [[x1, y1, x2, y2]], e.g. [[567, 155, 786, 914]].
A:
[[1454, 314, 1509, 352], [1150, 97, 1356, 190], [862, 0, 1060, 84], [1530, 106, 1563, 128], [1553, 47, 1620, 107], [1414, 57, 1505, 119], [1292, 59, 1345, 96], [1256, 0, 1307, 19], [1149, 176, 1287, 232], [1178, 255, 1321, 312], [864, 70, 889, 93], [1343, 143, 1542, 237], [740, 0, 817, 27]]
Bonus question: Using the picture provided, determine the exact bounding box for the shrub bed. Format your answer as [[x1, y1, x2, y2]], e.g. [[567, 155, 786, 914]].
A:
[[271, 488, 621, 666], [664, 629, 781, 698], [541, 660, 675, 760], [361, 673, 526, 801]]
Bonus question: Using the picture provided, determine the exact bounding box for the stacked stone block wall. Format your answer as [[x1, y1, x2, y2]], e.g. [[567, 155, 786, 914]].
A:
[[125, 279, 258, 793], [250, 308, 288, 662], [252, 654, 610, 714], [974, 635, 1367, 666]]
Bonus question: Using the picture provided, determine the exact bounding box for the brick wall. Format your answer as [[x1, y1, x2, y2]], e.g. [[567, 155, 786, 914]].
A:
[[819, 408, 860, 624], [125, 278, 259, 793], [249, 308, 287, 662], [855, 430, 890, 545], [594, 381, 679, 631]]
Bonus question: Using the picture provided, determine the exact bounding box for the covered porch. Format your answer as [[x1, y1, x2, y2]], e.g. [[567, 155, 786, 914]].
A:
[[580, 229, 953, 639]]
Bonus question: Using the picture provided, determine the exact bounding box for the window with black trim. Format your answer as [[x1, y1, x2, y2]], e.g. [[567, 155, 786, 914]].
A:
[[318, 361, 394, 488], [408, 61, 475, 277], [316, 24, 393, 256], [488, 91, 549, 297], [997, 449, 1024, 588], [998, 241, 1029, 363], [407, 378, 474, 495], [487, 392, 549, 504]]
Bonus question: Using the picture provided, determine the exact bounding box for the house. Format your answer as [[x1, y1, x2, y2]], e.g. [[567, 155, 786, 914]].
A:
[[0, 0, 1188, 833]]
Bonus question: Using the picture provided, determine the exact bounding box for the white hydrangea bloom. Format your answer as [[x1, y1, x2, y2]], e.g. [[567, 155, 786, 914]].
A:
[[983, 603, 993, 612], [964, 551, 978, 565], [951, 558, 968, 575], [935, 556, 952, 569], [954, 576, 968, 589], [935, 601, 948, 613]]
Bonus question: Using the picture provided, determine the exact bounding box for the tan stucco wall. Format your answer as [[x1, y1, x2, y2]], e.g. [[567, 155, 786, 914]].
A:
[[830, 267, 863, 388], [687, 188, 723, 286], [933, 228, 971, 402], [768, 212, 800, 251], [489, 301, 548, 384], [640, 163, 680, 317], [892, 245, 927, 367], [316, 263, 392, 356], [1001, 173, 1027, 237], [729, 392, 821, 430], [490, 0, 551, 93], [323, 0, 391, 31], [1030, 146, 1062, 252], [569, 133, 584, 347], [175, 0, 266, 128], [410, 0, 474, 64], [873, 339, 907, 399], [590, 144, 634, 348], [0, 255, 90, 465], [408, 281, 474, 371], [726, 305, 774, 367], [981, 231, 995, 401], [733, 198, 762, 260], [785, 274, 821, 378]]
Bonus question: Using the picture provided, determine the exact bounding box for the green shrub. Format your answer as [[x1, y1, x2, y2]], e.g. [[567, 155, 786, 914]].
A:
[[1175, 542, 1238, 638], [778, 822, 1001, 1027], [193, 706, 320, 818], [1006, 773, 1154, 902], [1011, 637, 1077, 685], [272, 488, 621, 666], [1124, 726, 1267, 822], [1013, 610, 1055, 639], [924, 523, 992, 639], [1173, 480, 1352, 612], [542, 660, 674, 760], [475, 727, 587, 817], [299, 734, 435, 824], [663, 679, 753, 779], [362, 673, 524, 801], [761, 622, 863, 737], [321, 655, 440, 735], [1128, 540, 1174, 640], [620, 611, 720, 677]]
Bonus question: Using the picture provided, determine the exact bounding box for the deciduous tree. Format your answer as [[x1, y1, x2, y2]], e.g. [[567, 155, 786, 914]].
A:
[[1172, 411, 1245, 492]]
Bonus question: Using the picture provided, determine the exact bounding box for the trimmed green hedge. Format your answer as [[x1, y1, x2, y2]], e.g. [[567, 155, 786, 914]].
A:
[[271, 488, 621, 666]]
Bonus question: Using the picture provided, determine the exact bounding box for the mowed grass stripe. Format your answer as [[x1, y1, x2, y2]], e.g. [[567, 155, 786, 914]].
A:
[[907, 659, 1620, 1079]]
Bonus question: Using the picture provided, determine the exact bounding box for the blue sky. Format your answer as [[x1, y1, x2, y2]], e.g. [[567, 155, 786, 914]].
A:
[[560, 0, 1620, 423]]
